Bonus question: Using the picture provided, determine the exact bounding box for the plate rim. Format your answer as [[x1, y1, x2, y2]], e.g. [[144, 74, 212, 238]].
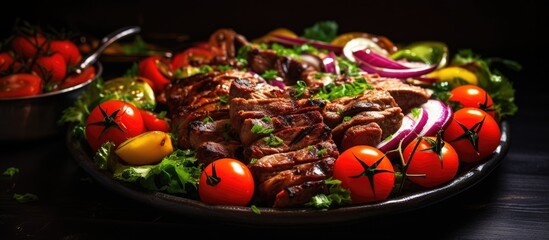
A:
[[66, 121, 510, 226]]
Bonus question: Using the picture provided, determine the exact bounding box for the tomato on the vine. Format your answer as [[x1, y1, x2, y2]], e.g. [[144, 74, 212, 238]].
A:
[[443, 107, 501, 163], [139, 109, 170, 132], [33, 53, 67, 83], [85, 100, 146, 151], [0, 52, 15, 72], [49, 39, 82, 67], [333, 145, 395, 204], [171, 47, 214, 70], [138, 56, 171, 93], [0, 73, 42, 98], [402, 135, 459, 188], [61, 66, 96, 89], [199, 158, 255, 206], [11, 35, 47, 58], [449, 85, 496, 119]]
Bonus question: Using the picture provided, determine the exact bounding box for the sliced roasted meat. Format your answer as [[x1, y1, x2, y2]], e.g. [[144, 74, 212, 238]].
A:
[[340, 122, 383, 151], [368, 77, 431, 113], [243, 123, 332, 162], [230, 97, 326, 132], [247, 48, 315, 86], [188, 119, 235, 149], [273, 180, 327, 208], [258, 157, 336, 200], [248, 140, 338, 174], [323, 89, 400, 128], [239, 111, 323, 146], [229, 77, 288, 100], [331, 107, 402, 147], [196, 141, 242, 165], [165, 70, 254, 113], [209, 28, 248, 59]]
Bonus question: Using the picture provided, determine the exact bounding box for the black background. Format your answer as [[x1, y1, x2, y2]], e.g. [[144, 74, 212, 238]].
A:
[[1, 1, 548, 239]]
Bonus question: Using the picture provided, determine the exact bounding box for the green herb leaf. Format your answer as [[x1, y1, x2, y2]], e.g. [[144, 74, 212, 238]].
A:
[[251, 124, 274, 134], [113, 149, 202, 194], [314, 77, 373, 100], [302, 21, 338, 42], [342, 116, 352, 122], [293, 80, 308, 98], [250, 158, 258, 164], [261, 69, 278, 80], [218, 95, 229, 105], [264, 134, 284, 147], [261, 115, 272, 124], [3, 167, 19, 177], [317, 148, 327, 157], [13, 193, 39, 203], [203, 116, 214, 123], [306, 177, 351, 209], [251, 205, 261, 214]]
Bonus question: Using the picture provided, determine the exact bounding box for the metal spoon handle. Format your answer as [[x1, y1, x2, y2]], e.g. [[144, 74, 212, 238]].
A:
[[76, 26, 141, 73]]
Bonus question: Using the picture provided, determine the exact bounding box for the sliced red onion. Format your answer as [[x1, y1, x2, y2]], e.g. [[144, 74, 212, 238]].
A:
[[358, 62, 438, 78], [343, 38, 389, 62], [401, 108, 429, 148], [322, 52, 339, 74], [419, 99, 452, 137], [353, 49, 409, 69], [270, 79, 286, 90], [377, 116, 415, 153], [377, 107, 428, 154], [270, 35, 343, 53]]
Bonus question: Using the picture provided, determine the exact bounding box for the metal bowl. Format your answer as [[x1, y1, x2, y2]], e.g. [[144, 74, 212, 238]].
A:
[[0, 63, 103, 141]]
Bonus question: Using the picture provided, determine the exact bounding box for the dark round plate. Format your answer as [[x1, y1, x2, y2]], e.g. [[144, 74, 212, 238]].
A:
[[67, 121, 510, 226]]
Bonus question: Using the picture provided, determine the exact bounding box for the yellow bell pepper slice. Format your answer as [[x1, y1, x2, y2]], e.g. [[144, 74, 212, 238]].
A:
[[426, 66, 478, 88]]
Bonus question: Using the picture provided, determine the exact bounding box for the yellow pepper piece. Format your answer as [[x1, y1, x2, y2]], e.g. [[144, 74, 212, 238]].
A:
[[115, 131, 174, 165], [253, 28, 298, 43], [426, 66, 478, 88]]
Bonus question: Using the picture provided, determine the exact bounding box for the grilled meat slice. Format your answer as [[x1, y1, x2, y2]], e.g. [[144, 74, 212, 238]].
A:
[[368, 77, 431, 113], [229, 77, 288, 100], [273, 180, 327, 208], [196, 141, 242, 165], [322, 89, 400, 128], [230, 97, 326, 132], [188, 119, 236, 149], [340, 122, 383, 151], [331, 107, 403, 147], [171, 109, 229, 149], [209, 28, 248, 59], [165, 70, 254, 113], [239, 111, 323, 146], [248, 140, 338, 174], [247, 48, 315, 86], [243, 123, 332, 162], [258, 157, 335, 200]]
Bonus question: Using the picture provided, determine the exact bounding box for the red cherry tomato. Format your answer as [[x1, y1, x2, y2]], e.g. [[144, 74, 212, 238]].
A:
[[0, 52, 15, 72], [443, 107, 501, 163], [449, 85, 496, 119], [85, 100, 146, 151], [199, 158, 255, 206], [11, 35, 47, 58], [0, 73, 42, 98], [403, 136, 460, 188], [171, 47, 214, 70], [49, 40, 82, 67], [138, 56, 171, 93], [139, 109, 170, 132], [33, 53, 67, 83], [333, 145, 395, 204], [61, 66, 96, 89]]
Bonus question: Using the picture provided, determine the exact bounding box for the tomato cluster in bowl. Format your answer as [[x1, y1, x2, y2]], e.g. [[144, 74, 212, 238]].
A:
[[0, 26, 96, 99]]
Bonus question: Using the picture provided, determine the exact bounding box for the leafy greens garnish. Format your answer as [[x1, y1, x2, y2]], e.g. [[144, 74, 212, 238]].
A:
[[302, 21, 339, 42], [452, 49, 519, 118]]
